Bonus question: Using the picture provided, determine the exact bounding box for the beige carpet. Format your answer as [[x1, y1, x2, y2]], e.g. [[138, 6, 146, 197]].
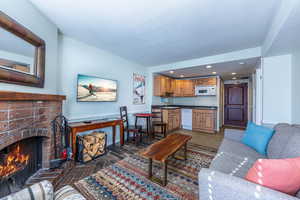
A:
[[174, 129, 224, 149]]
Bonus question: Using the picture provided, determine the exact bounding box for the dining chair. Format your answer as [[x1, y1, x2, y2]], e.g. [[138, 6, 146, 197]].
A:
[[120, 106, 142, 145], [151, 107, 167, 138]]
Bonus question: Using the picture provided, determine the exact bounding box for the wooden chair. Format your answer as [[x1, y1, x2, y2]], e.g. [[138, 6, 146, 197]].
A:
[[120, 106, 142, 145], [151, 107, 167, 138]]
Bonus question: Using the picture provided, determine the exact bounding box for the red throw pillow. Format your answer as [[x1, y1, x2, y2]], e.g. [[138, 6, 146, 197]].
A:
[[245, 157, 300, 195]]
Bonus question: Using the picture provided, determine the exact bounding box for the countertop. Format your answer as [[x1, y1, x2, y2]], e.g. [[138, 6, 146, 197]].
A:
[[152, 105, 218, 110]]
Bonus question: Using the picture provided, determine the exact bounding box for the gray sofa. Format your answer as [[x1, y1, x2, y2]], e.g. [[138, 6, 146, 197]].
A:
[[199, 123, 300, 200]]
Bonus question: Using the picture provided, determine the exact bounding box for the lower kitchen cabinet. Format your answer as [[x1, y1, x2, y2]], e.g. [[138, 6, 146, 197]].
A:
[[192, 109, 216, 133], [162, 108, 181, 132]]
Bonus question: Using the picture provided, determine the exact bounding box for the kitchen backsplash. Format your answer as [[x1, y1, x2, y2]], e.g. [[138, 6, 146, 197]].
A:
[[152, 96, 218, 106], [173, 96, 218, 106]]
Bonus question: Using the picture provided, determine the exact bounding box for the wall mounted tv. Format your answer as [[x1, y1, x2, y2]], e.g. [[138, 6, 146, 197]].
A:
[[77, 74, 117, 102]]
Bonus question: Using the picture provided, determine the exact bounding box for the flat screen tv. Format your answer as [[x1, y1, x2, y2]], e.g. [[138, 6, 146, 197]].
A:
[[77, 74, 117, 102]]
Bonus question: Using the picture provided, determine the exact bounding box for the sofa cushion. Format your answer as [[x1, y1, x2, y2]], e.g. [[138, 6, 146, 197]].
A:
[[268, 124, 300, 159], [210, 151, 256, 178], [242, 122, 275, 155], [218, 138, 266, 161], [245, 157, 300, 196]]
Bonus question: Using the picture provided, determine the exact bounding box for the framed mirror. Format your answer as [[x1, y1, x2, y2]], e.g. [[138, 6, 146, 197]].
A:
[[0, 11, 45, 88]]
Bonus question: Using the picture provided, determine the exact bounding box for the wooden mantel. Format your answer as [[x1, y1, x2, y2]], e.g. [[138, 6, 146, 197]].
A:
[[0, 91, 66, 101]]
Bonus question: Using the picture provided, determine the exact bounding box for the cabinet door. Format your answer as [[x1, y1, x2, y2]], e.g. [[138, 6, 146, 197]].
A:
[[194, 77, 217, 86], [204, 112, 215, 130], [174, 109, 181, 129], [192, 109, 216, 133], [153, 75, 162, 96], [153, 75, 173, 96], [183, 80, 195, 96], [173, 79, 182, 96], [169, 78, 175, 94]]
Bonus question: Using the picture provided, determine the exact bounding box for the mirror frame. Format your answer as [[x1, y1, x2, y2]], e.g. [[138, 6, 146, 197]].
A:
[[0, 11, 45, 88]]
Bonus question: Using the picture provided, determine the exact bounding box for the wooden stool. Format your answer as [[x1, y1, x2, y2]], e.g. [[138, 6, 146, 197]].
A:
[[151, 107, 167, 138]]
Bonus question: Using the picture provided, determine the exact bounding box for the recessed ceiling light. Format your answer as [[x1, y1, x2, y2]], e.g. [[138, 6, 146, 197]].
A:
[[170, 70, 174, 74], [206, 65, 212, 69], [232, 72, 237, 75], [239, 62, 245, 65], [232, 77, 237, 80], [180, 75, 184, 78], [212, 72, 217, 74]]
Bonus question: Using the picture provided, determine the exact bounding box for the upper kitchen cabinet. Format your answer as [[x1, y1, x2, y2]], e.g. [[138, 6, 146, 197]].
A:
[[172, 79, 194, 97], [153, 75, 217, 97], [153, 75, 173, 96], [194, 77, 217, 86]]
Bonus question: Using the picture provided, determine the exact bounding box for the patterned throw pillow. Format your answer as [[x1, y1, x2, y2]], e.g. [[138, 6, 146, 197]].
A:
[[0, 180, 53, 200], [245, 157, 300, 195], [54, 185, 86, 200]]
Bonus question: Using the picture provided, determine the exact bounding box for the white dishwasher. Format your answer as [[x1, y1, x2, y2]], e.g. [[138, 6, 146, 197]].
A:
[[181, 109, 192, 130]]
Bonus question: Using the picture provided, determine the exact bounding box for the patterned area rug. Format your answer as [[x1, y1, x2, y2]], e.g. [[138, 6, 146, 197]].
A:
[[74, 143, 216, 200]]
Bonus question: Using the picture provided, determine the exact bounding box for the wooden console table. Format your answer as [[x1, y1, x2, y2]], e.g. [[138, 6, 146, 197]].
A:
[[68, 118, 124, 158]]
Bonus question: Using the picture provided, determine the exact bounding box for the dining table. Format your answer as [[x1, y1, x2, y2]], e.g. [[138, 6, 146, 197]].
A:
[[134, 112, 155, 138]]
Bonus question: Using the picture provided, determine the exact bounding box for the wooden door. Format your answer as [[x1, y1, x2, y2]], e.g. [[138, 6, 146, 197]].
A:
[[224, 83, 248, 127]]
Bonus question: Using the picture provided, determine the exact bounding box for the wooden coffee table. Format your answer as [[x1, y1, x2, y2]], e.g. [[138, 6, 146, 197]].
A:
[[140, 133, 192, 186]]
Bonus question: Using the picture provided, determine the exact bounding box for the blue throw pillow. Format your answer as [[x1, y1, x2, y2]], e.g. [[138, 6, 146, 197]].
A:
[[242, 122, 275, 155]]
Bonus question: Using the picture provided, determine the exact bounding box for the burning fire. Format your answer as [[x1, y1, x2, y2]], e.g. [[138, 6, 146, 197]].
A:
[[0, 145, 29, 178]]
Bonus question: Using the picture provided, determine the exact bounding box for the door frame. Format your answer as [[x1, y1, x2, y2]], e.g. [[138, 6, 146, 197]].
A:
[[224, 83, 248, 127]]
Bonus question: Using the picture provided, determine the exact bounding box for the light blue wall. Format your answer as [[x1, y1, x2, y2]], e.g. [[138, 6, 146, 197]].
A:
[[58, 35, 149, 145], [292, 51, 300, 124], [0, 0, 59, 94]]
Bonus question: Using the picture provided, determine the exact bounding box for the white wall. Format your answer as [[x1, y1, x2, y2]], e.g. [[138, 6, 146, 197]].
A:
[[58, 36, 148, 144], [292, 51, 300, 124], [262, 54, 292, 124], [58, 36, 148, 120], [0, 0, 59, 94]]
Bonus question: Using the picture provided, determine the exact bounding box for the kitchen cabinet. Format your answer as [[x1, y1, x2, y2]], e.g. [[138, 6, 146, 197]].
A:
[[153, 75, 173, 96], [173, 79, 182, 97], [162, 108, 181, 132], [194, 77, 217, 86], [182, 80, 195, 96], [192, 109, 216, 133], [154, 75, 216, 97], [173, 79, 194, 97]]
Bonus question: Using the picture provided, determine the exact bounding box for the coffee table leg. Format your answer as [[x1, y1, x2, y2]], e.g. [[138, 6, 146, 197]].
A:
[[148, 158, 153, 178], [163, 161, 168, 186]]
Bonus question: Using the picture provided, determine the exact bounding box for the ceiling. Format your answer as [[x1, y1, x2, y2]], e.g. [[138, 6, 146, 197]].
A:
[[159, 57, 260, 80], [29, 0, 279, 66]]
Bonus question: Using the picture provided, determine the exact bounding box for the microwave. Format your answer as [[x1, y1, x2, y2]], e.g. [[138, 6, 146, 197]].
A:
[[195, 85, 216, 96]]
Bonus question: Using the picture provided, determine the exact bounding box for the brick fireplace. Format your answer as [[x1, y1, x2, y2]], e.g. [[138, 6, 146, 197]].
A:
[[0, 91, 66, 196]]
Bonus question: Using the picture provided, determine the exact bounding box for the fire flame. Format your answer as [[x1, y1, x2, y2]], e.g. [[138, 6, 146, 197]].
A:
[[0, 145, 29, 178]]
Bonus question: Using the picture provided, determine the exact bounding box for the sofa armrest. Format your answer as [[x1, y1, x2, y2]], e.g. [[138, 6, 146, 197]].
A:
[[54, 185, 86, 200], [199, 168, 298, 200], [224, 129, 245, 142]]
